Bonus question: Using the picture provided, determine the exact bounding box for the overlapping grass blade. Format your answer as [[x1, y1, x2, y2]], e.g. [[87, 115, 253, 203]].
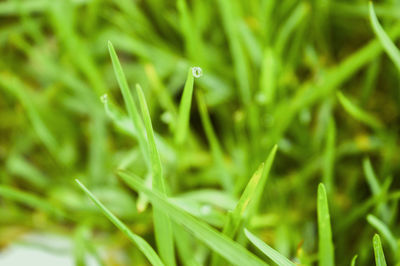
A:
[[244, 229, 295, 266], [373, 234, 387, 266], [367, 214, 398, 255], [317, 183, 334, 266], [369, 2, 400, 73], [108, 41, 149, 163], [175, 67, 195, 145], [75, 180, 164, 266], [118, 171, 268, 266], [337, 91, 383, 130], [135, 84, 176, 266], [350, 254, 358, 266]]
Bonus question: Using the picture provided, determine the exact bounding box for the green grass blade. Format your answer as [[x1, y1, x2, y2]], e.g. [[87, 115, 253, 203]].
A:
[[369, 2, 400, 73], [108, 41, 149, 163], [175, 67, 195, 145], [317, 183, 334, 266], [0, 185, 66, 218], [367, 214, 398, 255], [350, 254, 358, 266], [196, 91, 233, 191], [373, 234, 387, 266], [337, 91, 383, 130], [135, 84, 176, 266], [75, 180, 164, 266], [244, 229, 295, 266], [363, 158, 381, 195], [118, 171, 268, 266], [323, 118, 336, 193]]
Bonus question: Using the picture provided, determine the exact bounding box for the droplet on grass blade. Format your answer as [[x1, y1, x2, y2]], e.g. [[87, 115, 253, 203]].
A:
[[201, 205, 212, 215], [100, 94, 108, 104], [192, 67, 203, 78], [160, 111, 173, 124]]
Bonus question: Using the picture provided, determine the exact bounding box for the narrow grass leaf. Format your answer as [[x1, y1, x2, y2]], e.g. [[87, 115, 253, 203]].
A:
[[108, 41, 149, 163], [175, 67, 195, 145], [136, 84, 175, 266], [244, 229, 295, 266], [317, 183, 334, 266], [75, 180, 164, 266], [337, 91, 383, 129], [350, 254, 358, 266], [118, 171, 268, 266], [369, 2, 400, 73], [373, 234, 387, 266], [367, 214, 398, 255]]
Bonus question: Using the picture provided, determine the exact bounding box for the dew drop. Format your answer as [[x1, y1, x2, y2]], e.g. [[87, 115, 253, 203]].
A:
[[100, 93, 108, 104], [200, 205, 212, 215], [192, 67, 203, 78], [160, 111, 173, 124]]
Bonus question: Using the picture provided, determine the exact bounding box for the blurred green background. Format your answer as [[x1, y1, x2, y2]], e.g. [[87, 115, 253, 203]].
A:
[[1, 0, 400, 265]]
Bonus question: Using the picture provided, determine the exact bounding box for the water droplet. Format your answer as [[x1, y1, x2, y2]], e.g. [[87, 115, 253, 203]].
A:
[[160, 111, 173, 124], [192, 67, 203, 78], [200, 205, 212, 215], [100, 94, 108, 104]]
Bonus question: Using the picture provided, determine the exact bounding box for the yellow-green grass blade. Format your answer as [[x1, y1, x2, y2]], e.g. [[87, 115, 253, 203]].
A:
[[337, 91, 383, 130], [244, 229, 295, 266], [0, 185, 66, 218], [196, 91, 233, 191], [367, 214, 398, 256], [118, 171, 269, 266], [175, 67, 195, 145], [350, 254, 358, 266], [323, 118, 336, 194], [369, 2, 400, 73], [136, 84, 176, 266], [75, 180, 164, 266], [317, 183, 334, 266], [373, 234, 387, 266], [108, 41, 149, 164]]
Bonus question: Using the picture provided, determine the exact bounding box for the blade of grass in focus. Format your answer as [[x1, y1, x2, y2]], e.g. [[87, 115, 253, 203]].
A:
[[75, 180, 164, 266], [118, 171, 268, 266], [372, 234, 387, 266], [317, 183, 334, 266], [175, 67, 195, 145], [369, 2, 400, 73], [136, 84, 176, 266], [244, 228, 295, 266]]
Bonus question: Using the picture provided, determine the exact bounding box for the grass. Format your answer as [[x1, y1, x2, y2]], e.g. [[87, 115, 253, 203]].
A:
[[1, 0, 400, 265]]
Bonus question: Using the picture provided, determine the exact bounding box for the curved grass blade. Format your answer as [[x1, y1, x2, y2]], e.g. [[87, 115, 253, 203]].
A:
[[118, 171, 268, 266], [373, 234, 387, 266], [337, 91, 383, 130], [317, 183, 334, 266], [369, 2, 400, 73], [367, 214, 398, 256], [175, 67, 195, 145], [350, 254, 358, 266], [75, 180, 164, 266], [136, 84, 176, 266], [108, 41, 149, 164], [244, 229, 295, 266]]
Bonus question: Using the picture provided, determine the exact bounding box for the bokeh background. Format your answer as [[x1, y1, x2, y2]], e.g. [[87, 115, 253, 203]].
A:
[[1, 0, 400, 265]]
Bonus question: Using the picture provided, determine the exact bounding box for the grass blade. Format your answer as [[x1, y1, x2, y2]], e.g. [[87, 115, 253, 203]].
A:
[[367, 214, 398, 255], [244, 229, 295, 266], [350, 254, 358, 266], [373, 234, 387, 266], [337, 91, 383, 130], [175, 67, 195, 145], [75, 180, 164, 266], [118, 171, 268, 266], [317, 183, 334, 266], [108, 41, 149, 163], [136, 84, 176, 266], [369, 2, 400, 73]]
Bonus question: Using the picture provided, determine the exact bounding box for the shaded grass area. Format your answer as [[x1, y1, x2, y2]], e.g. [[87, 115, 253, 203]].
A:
[[1, 0, 400, 265]]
